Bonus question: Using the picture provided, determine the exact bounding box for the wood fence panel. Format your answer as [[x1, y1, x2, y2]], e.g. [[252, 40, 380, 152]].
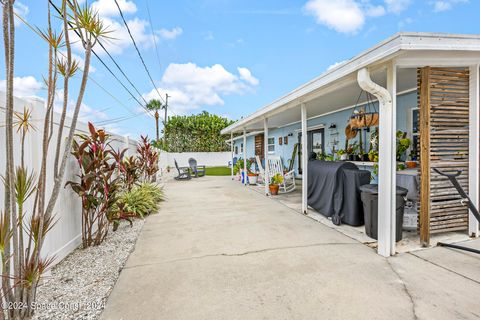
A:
[[418, 67, 470, 245]]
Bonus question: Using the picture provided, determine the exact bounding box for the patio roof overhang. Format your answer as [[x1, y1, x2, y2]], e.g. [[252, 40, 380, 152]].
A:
[[221, 32, 480, 134]]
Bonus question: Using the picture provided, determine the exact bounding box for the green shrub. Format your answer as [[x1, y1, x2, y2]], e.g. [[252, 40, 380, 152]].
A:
[[115, 183, 164, 218]]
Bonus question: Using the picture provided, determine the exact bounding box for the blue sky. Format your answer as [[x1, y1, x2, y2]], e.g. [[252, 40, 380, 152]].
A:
[[1, 0, 477, 138]]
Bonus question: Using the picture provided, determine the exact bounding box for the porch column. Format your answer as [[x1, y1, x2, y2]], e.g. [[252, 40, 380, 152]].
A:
[[230, 132, 234, 180], [301, 103, 308, 214], [358, 64, 396, 257], [386, 63, 397, 255], [264, 118, 270, 196], [469, 64, 480, 236], [243, 128, 247, 186]]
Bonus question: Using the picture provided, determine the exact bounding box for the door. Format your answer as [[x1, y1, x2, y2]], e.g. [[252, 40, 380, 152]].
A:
[[297, 128, 325, 174], [255, 134, 264, 159], [309, 129, 325, 156]]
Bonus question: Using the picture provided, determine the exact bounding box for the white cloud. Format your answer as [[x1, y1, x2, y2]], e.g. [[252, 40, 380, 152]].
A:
[[13, 2, 29, 27], [237, 67, 259, 86], [91, 0, 137, 17], [366, 5, 386, 17], [0, 76, 43, 97], [303, 0, 414, 34], [303, 0, 365, 34], [384, 0, 412, 13], [158, 27, 183, 40], [432, 0, 468, 12], [54, 89, 109, 123], [73, 17, 157, 55], [327, 60, 347, 71], [143, 63, 259, 114]]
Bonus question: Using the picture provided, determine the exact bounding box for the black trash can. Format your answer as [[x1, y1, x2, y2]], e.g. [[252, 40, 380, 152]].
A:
[[359, 184, 408, 242]]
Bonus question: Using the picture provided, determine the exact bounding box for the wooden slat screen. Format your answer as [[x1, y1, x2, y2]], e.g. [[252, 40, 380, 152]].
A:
[[418, 67, 470, 245], [255, 134, 264, 158]]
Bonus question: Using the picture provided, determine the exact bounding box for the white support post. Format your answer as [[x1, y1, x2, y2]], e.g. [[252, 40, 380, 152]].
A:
[[357, 66, 395, 257], [243, 128, 247, 186], [386, 62, 397, 255], [264, 118, 270, 195], [231, 132, 234, 180], [469, 64, 480, 237], [301, 103, 308, 214]]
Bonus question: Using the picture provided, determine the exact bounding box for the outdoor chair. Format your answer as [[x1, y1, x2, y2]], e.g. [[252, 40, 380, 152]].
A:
[[255, 155, 266, 185], [188, 158, 206, 177], [174, 159, 192, 180], [268, 156, 296, 193]]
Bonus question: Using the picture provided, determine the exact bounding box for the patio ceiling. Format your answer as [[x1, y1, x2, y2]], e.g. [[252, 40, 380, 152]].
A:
[[237, 67, 417, 131], [222, 32, 480, 134]]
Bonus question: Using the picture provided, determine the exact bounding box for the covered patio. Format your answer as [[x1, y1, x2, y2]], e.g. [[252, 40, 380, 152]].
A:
[[247, 182, 471, 253], [222, 33, 480, 257]]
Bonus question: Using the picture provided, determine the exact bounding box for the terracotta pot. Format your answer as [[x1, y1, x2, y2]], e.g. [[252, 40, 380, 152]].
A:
[[269, 184, 279, 195], [406, 161, 417, 169]]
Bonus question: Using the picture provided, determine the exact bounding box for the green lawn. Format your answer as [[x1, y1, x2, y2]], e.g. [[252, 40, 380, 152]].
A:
[[205, 166, 231, 176]]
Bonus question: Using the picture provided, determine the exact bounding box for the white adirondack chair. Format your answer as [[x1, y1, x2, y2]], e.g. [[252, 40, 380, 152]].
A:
[[255, 155, 266, 185], [267, 156, 296, 193]]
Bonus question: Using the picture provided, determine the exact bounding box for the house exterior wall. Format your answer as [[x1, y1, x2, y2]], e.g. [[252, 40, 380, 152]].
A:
[[233, 90, 417, 176]]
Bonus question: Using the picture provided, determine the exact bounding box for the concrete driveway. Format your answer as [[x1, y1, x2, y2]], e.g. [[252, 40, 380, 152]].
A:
[[102, 176, 480, 320]]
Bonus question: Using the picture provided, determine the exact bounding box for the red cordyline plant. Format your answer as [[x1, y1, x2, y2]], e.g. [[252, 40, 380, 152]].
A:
[[137, 136, 159, 183], [67, 123, 119, 248], [113, 149, 141, 192]]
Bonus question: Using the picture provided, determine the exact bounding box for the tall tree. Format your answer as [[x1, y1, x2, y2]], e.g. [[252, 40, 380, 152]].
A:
[[146, 98, 163, 141]]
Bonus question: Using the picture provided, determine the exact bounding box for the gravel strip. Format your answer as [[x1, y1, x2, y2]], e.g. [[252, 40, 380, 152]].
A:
[[33, 219, 144, 320]]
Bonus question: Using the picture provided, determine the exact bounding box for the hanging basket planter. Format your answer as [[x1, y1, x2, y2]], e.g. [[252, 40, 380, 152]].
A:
[[349, 90, 379, 129], [349, 114, 363, 129]]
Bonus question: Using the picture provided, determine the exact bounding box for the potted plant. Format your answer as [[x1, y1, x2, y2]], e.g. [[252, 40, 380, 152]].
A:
[[337, 149, 348, 161], [325, 153, 335, 161], [246, 158, 259, 185], [166, 165, 171, 173], [406, 150, 417, 168], [347, 142, 360, 161], [368, 149, 378, 162], [396, 131, 411, 161], [269, 173, 284, 195]]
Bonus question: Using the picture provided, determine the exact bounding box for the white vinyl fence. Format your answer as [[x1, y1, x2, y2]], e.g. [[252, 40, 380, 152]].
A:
[[158, 151, 232, 170], [0, 92, 137, 265]]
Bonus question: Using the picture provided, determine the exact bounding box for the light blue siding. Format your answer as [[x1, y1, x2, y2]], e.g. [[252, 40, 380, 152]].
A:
[[233, 90, 417, 175]]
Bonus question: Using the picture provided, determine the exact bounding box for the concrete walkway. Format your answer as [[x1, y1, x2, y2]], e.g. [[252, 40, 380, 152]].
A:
[[102, 176, 480, 320]]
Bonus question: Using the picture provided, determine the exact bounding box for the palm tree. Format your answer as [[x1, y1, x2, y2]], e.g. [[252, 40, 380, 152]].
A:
[[146, 98, 163, 141]]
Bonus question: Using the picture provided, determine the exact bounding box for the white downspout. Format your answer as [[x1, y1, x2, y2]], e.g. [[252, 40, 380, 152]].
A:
[[357, 66, 396, 257]]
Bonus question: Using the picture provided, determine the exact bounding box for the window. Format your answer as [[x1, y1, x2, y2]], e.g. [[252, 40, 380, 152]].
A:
[[235, 146, 238, 154], [240, 143, 244, 153], [267, 137, 275, 154]]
